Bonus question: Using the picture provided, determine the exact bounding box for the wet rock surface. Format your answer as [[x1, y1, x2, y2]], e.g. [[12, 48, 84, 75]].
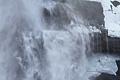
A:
[[86, 53, 119, 78], [93, 60, 120, 80], [91, 30, 120, 53]]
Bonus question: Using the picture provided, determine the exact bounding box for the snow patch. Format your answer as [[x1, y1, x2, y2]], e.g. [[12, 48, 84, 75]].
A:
[[88, 0, 120, 37], [86, 53, 120, 78]]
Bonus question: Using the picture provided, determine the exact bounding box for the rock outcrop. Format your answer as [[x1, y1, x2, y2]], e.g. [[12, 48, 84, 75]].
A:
[[92, 60, 120, 80]]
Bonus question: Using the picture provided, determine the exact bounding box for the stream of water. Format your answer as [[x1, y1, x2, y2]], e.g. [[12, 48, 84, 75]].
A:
[[0, 0, 90, 80]]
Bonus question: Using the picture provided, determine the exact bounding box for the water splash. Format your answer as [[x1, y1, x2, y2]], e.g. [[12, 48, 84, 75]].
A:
[[0, 0, 90, 80]]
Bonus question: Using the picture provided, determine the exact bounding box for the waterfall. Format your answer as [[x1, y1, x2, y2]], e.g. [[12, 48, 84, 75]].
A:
[[0, 0, 90, 80]]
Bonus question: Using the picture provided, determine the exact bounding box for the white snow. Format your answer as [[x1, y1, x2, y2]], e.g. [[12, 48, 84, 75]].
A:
[[85, 53, 120, 78], [88, 0, 120, 37]]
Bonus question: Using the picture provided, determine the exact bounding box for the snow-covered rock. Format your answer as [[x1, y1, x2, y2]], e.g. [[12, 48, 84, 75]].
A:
[[89, 0, 120, 37], [85, 53, 120, 78]]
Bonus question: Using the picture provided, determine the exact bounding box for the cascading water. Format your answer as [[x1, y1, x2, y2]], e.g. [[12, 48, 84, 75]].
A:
[[0, 0, 91, 80]]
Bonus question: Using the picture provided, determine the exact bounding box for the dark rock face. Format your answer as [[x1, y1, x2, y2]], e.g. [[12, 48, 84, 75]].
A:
[[94, 73, 120, 80], [51, 4, 71, 29], [43, 8, 51, 25], [43, 0, 105, 30], [91, 29, 120, 53], [108, 37, 120, 53], [79, 1, 105, 27], [116, 60, 120, 76], [91, 30, 108, 53], [111, 1, 120, 7], [43, 4, 71, 30]]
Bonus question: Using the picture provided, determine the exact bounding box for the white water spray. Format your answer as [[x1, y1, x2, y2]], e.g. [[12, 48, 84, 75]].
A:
[[0, 0, 90, 80]]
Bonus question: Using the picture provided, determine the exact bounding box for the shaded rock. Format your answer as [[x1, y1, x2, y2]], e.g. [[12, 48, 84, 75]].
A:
[[108, 37, 120, 53], [43, 8, 51, 25], [91, 30, 108, 53], [91, 29, 120, 53], [43, 8, 51, 18], [111, 1, 120, 7], [79, 1, 105, 27], [95, 73, 120, 80], [116, 60, 120, 76], [43, 0, 105, 30], [50, 4, 71, 29]]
